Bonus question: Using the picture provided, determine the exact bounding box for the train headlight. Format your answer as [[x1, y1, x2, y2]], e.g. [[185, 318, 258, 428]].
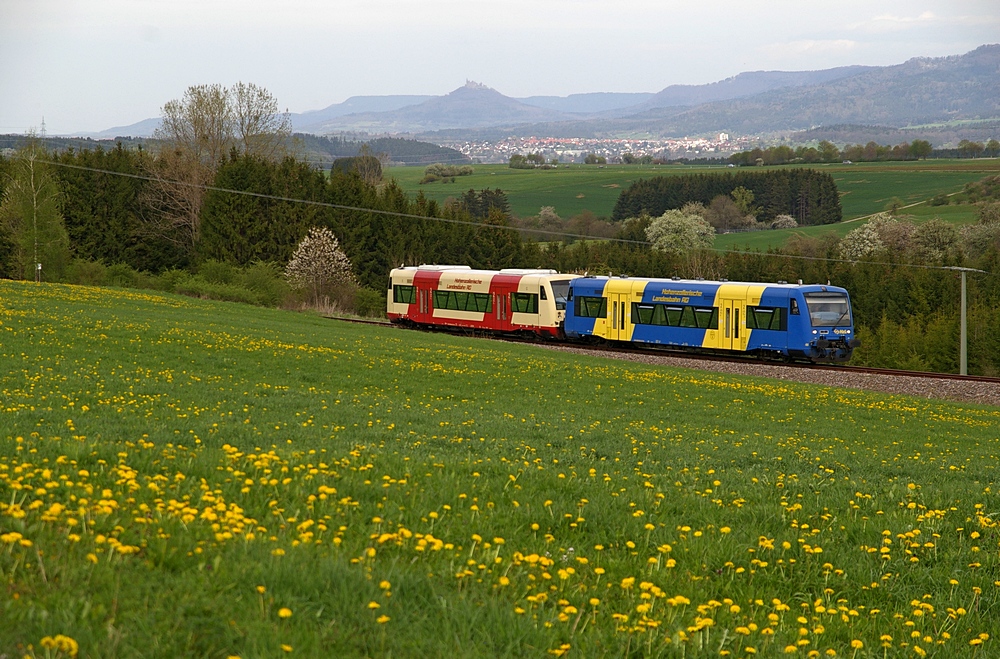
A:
[[812, 330, 818, 334]]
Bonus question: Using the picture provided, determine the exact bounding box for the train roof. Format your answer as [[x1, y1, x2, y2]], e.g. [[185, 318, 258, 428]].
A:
[[392, 266, 575, 279], [569, 275, 848, 291]]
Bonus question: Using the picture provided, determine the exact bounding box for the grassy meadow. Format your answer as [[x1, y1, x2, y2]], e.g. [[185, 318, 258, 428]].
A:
[[3, 281, 1000, 657], [389, 159, 1000, 252]]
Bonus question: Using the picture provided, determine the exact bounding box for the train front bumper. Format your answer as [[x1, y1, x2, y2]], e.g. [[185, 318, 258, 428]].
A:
[[810, 336, 861, 362]]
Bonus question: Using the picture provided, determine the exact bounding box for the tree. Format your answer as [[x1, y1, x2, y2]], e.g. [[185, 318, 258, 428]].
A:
[[284, 226, 355, 306], [839, 223, 883, 261], [0, 139, 70, 280], [509, 154, 528, 169], [467, 209, 522, 270], [231, 81, 293, 161], [912, 219, 958, 261], [910, 139, 932, 160], [730, 186, 759, 218], [958, 140, 985, 159], [770, 214, 798, 230], [145, 82, 291, 257], [986, 139, 1000, 157], [644, 209, 714, 256], [704, 195, 746, 232]]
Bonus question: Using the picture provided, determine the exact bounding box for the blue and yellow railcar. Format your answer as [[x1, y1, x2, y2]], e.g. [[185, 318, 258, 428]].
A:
[[565, 276, 858, 362]]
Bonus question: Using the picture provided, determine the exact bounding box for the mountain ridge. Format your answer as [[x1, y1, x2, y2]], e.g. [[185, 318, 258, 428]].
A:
[[69, 45, 1000, 141]]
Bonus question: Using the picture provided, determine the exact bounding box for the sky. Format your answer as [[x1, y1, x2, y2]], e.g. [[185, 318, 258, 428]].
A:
[[2, 0, 999, 135]]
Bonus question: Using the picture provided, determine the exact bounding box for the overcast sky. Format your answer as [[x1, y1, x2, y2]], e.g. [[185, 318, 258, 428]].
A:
[[2, 0, 998, 135]]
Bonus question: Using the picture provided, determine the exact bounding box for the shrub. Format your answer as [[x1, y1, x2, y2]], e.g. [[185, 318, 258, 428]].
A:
[[353, 288, 386, 318], [151, 269, 190, 292], [65, 259, 107, 286], [198, 259, 237, 285], [770, 215, 798, 230], [173, 276, 260, 305], [239, 261, 290, 307], [104, 263, 143, 288]]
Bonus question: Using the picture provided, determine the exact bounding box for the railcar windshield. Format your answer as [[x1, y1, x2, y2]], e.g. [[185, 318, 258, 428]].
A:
[[803, 292, 851, 327], [550, 280, 571, 310]]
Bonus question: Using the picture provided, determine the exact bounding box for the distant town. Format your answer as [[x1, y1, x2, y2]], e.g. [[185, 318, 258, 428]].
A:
[[442, 133, 756, 164]]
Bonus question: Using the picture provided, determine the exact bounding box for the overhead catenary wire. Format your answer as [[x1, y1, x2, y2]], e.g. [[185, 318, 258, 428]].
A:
[[37, 158, 995, 277]]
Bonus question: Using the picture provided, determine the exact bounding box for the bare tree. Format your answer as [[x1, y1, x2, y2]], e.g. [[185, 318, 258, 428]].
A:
[[354, 144, 386, 187], [156, 84, 233, 170], [143, 82, 292, 257], [231, 81, 292, 161]]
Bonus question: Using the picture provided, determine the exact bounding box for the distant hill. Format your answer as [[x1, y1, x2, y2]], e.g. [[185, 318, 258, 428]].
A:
[[292, 95, 434, 133], [517, 92, 655, 114], [309, 81, 576, 134], [76, 117, 162, 140], [636, 66, 874, 110], [0, 133, 467, 168], [413, 45, 1000, 141], [70, 44, 1000, 142], [294, 134, 470, 167]]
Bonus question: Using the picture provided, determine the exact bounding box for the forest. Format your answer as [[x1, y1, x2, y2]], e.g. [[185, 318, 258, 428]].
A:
[[610, 170, 842, 225]]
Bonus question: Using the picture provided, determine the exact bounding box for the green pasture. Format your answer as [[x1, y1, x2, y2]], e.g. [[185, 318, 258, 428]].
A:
[[388, 163, 724, 219], [388, 160, 1000, 225], [2, 282, 1000, 657]]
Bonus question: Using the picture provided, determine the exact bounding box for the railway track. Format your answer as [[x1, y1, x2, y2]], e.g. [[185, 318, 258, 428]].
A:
[[325, 316, 1000, 404]]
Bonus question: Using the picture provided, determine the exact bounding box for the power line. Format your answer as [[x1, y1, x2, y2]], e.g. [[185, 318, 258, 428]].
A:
[[41, 159, 651, 245], [37, 158, 995, 277]]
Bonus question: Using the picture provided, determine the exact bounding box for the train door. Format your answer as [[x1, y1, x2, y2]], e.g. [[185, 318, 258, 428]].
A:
[[718, 297, 747, 351], [608, 292, 630, 341], [418, 288, 430, 318], [493, 291, 509, 329]]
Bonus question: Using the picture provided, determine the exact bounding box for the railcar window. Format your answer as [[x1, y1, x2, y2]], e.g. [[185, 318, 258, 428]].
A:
[[432, 290, 492, 312], [575, 296, 608, 318], [694, 307, 718, 329], [393, 285, 416, 304], [511, 292, 539, 314], [633, 304, 655, 325], [629, 303, 716, 329], [789, 299, 800, 315], [803, 292, 850, 327], [746, 306, 786, 331], [550, 281, 571, 310]]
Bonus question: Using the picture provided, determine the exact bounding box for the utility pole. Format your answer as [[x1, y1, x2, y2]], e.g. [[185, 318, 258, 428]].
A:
[[944, 267, 985, 375]]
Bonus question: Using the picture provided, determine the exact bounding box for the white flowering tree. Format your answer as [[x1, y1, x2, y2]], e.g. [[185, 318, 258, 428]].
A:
[[770, 214, 798, 230], [284, 227, 355, 306], [839, 223, 884, 261], [645, 209, 715, 256]]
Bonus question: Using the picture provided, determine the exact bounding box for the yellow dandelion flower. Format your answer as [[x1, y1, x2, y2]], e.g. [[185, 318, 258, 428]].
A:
[[278, 608, 292, 618]]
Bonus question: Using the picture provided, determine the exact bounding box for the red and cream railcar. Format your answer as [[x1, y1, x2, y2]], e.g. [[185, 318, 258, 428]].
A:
[[387, 265, 578, 337]]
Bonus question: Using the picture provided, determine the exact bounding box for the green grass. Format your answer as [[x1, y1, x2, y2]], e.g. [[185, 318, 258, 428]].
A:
[[388, 160, 1000, 224], [387, 163, 731, 219], [3, 281, 1000, 657]]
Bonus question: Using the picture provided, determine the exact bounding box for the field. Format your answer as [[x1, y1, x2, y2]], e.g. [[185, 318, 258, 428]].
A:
[[388, 160, 1000, 251], [3, 282, 1000, 657]]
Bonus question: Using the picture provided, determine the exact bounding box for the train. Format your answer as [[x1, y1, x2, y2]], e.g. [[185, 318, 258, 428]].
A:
[[387, 265, 860, 362]]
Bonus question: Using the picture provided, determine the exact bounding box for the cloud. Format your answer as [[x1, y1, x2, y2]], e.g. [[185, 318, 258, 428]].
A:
[[758, 40, 859, 59], [851, 10, 939, 32]]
